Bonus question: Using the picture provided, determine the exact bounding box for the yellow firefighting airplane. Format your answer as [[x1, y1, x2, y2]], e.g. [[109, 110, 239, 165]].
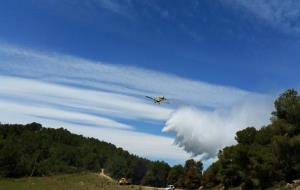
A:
[[145, 96, 168, 104]]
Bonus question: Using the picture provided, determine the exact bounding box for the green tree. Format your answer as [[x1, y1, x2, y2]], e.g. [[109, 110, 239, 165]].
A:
[[142, 161, 170, 187], [202, 89, 300, 189], [202, 162, 221, 188], [273, 89, 300, 127], [167, 165, 184, 186], [182, 159, 202, 189], [235, 127, 257, 145]]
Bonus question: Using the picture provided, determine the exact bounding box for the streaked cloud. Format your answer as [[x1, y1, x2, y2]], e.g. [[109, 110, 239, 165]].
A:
[[0, 45, 261, 109], [0, 98, 133, 130], [68, 124, 191, 161], [0, 76, 172, 121], [0, 44, 273, 163], [94, 0, 132, 16], [0, 98, 190, 161]]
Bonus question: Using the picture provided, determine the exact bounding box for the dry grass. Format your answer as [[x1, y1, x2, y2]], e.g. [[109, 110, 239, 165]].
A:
[[0, 173, 164, 190]]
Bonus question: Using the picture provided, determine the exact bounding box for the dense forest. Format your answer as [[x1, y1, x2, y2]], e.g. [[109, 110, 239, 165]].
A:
[[0, 122, 202, 189], [202, 89, 300, 189]]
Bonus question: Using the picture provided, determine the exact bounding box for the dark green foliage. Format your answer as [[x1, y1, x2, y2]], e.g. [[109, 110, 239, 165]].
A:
[[202, 89, 300, 189], [126, 159, 148, 184], [167, 165, 184, 186], [0, 123, 110, 177], [0, 123, 171, 187], [176, 159, 202, 190], [235, 127, 257, 145], [202, 162, 221, 188], [141, 161, 170, 187], [273, 89, 300, 127]]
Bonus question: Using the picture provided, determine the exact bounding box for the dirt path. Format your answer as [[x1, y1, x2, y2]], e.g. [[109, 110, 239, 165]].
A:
[[96, 169, 114, 182]]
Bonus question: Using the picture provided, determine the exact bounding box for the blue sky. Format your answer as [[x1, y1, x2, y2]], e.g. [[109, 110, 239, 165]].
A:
[[0, 0, 300, 165]]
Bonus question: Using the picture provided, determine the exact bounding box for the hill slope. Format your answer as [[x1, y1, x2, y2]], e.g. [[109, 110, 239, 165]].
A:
[[0, 172, 166, 190], [0, 122, 170, 186]]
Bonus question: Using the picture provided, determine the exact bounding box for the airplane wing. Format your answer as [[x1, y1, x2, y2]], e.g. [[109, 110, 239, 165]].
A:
[[145, 96, 155, 100]]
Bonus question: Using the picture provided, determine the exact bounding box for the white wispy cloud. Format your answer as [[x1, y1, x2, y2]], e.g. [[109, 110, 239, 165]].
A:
[[0, 44, 274, 163], [67, 124, 191, 161], [224, 0, 300, 33], [0, 98, 133, 130], [0, 45, 260, 109], [0, 75, 188, 163], [0, 76, 172, 121], [0, 100, 190, 161], [95, 0, 131, 15]]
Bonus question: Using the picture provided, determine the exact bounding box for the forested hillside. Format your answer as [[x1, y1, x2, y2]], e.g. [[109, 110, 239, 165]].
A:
[[0, 122, 202, 188], [202, 89, 300, 189]]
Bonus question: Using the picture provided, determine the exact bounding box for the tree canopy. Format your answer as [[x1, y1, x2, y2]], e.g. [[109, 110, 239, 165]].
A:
[[202, 89, 300, 189]]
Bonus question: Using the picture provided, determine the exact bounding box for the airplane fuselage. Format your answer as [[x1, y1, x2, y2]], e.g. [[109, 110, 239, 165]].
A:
[[153, 96, 165, 103]]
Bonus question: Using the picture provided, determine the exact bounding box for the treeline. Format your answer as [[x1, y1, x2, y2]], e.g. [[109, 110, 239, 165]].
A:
[[202, 89, 300, 189], [0, 122, 202, 188]]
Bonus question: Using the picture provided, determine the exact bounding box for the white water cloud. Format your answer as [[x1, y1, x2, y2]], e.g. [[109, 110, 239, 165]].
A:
[[0, 44, 274, 162], [163, 97, 273, 159]]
